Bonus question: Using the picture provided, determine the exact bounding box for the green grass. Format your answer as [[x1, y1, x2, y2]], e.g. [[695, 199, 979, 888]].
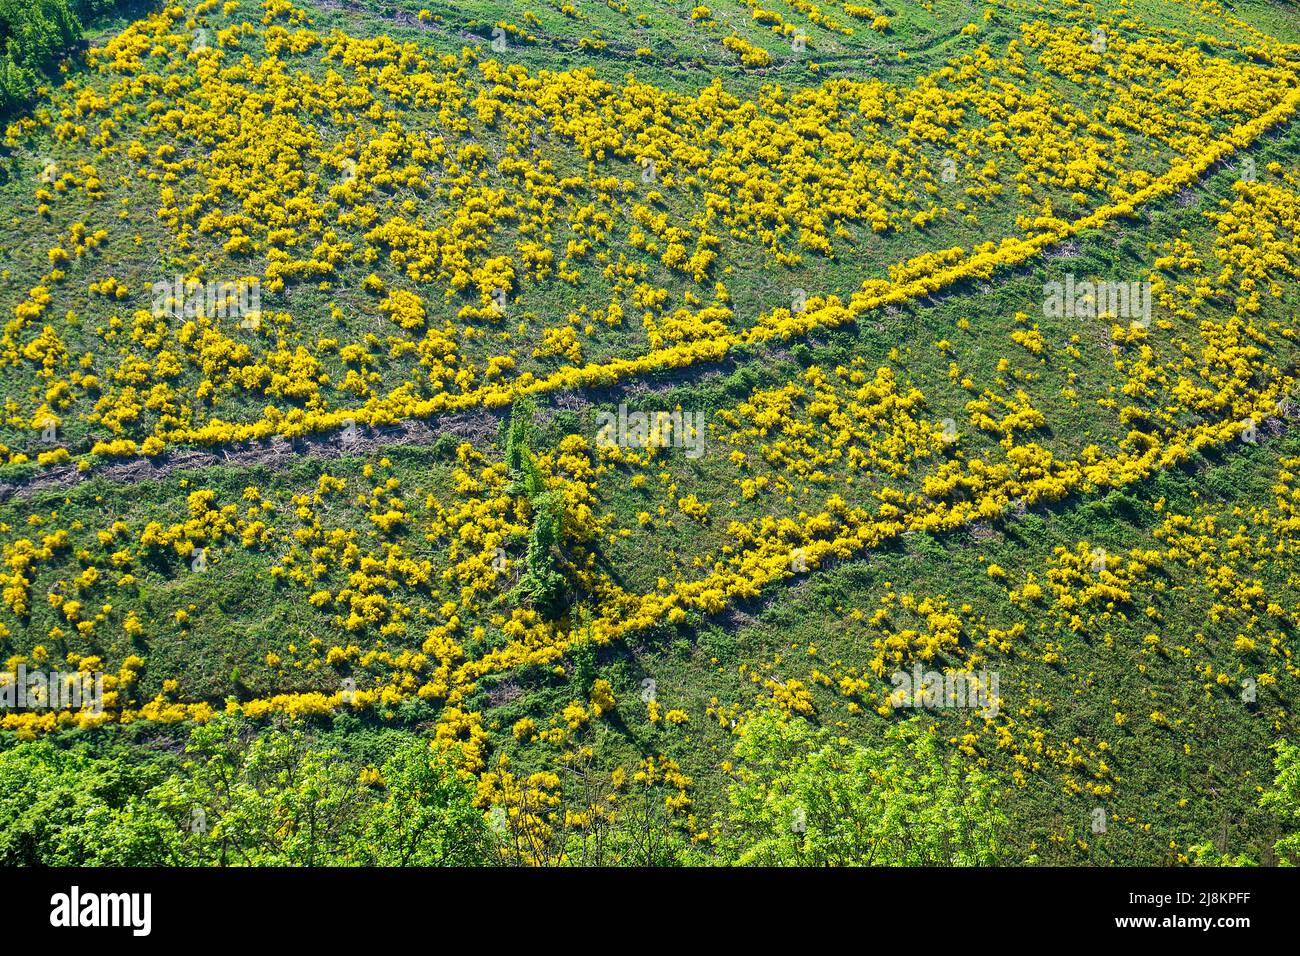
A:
[[1, 0, 1299, 865]]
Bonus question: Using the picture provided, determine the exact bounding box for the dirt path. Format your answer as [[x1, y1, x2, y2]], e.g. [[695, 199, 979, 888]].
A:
[[0, 412, 500, 502]]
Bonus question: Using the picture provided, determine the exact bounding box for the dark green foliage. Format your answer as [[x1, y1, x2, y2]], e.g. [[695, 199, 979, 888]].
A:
[[430, 431, 457, 461], [503, 397, 570, 618], [0, 0, 144, 114], [503, 395, 537, 493], [517, 489, 568, 618], [0, 0, 81, 113], [570, 630, 597, 696]]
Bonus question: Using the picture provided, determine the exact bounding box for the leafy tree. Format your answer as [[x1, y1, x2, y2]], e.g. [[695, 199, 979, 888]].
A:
[[148, 717, 366, 866], [0, 719, 495, 866], [1186, 842, 1256, 867], [1262, 739, 1300, 863], [0, 740, 173, 865], [1192, 738, 1300, 866], [0, 0, 149, 113], [503, 396, 540, 496], [354, 741, 495, 866], [714, 710, 1007, 866], [517, 489, 568, 618], [0, 0, 83, 113], [570, 624, 597, 696], [502, 396, 569, 618]]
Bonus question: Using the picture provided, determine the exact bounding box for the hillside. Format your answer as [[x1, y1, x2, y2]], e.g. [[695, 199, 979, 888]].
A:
[[1, 0, 1299, 868]]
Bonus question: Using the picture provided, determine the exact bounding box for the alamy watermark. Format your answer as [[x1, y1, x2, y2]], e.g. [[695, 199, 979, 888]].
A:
[[50, 886, 150, 936], [1044, 274, 1150, 328], [888, 665, 999, 718], [1, 666, 104, 713], [152, 276, 262, 327], [595, 404, 705, 459]]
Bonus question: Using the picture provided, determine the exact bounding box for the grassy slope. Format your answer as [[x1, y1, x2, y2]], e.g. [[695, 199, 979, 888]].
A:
[[0, 0, 1298, 864]]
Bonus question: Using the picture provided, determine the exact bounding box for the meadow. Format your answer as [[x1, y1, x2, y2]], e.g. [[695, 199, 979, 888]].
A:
[[1, 0, 1299, 866]]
